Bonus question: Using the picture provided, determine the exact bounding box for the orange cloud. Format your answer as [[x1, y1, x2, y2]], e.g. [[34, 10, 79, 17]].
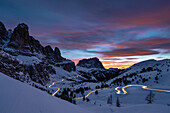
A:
[[156, 57, 163, 59]]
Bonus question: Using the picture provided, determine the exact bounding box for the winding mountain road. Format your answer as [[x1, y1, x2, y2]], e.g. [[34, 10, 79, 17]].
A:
[[115, 85, 170, 95], [49, 77, 170, 100]]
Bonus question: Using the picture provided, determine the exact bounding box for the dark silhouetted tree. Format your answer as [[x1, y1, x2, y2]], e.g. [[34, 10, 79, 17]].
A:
[[70, 91, 73, 97], [83, 95, 85, 101], [86, 98, 90, 102], [136, 80, 139, 84], [73, 94, 76, 98], [107, 95, 112, 105], [116, 97, 120, 107], [72, 100, 76, 104], [155, 76, 158, 80], [95, 90, 98, 95], [145, 91, 155, 104]]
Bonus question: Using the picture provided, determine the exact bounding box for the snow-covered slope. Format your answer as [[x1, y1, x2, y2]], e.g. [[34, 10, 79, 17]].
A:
[[0, 72, 93, 113], [69, 59, 170, 113], [108, 59, 170, 86]]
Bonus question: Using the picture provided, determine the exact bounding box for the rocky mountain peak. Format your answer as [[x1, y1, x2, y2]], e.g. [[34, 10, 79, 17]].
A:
[[0, 21, 7, 32], [6, 23, 30, 50], [12, 23, 29, 44], [54, 47, 61, 57], [77, 57, 105, 69], [0, 22, 8, 38], [0, 21, 8, 49], [16, 23, 28, 31], [44, 45, 64, 61], [45, 45, 53, 54]]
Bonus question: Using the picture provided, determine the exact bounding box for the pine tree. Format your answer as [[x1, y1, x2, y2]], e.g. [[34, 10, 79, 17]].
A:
[[70, 91, 73, 97], [136, 81, 139, 84], [72, 100, 76, 104], [83, 95, 85, 101], [145, 91, 155, 104], [116, 97, 120, 107], [107, 95, 112, 105], [107, 96, 110, 104], [110, 95, 112, 105], [95, 90, 98, 95], [155, 76, 158, 80], [73, 94, 76, 98], [86, 98, 90, 102]]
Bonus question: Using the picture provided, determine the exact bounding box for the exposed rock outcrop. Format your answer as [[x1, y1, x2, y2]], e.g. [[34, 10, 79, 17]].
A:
[[0, 22, 8, 49], [76, 57, 120, 81], [77, 57, 105, 69], [44, 45, 65, 61], [7, 23, 45, 55]]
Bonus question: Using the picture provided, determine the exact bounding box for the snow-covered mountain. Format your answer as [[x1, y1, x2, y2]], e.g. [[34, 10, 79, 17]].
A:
[[109, 59, 170, 86], [76, 57, 121, 81], [0, 21, 76, 87], [61, 59, 170, 113]]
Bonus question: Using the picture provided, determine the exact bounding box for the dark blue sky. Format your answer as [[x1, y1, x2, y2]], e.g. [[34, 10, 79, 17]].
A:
[[1, 0, 170, 68]]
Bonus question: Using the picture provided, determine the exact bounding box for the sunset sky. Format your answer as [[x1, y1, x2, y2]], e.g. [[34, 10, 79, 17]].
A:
[[1, 0, 170, 68]]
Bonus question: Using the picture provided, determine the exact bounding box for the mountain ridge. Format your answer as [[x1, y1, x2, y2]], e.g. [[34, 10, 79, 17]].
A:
[[0, 21, 76, 86]]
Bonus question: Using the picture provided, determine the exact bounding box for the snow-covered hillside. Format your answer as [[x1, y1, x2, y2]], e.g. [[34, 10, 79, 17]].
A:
[[55, 59, 170, 113], [109, 59, 170, 86], [0, 72, 93, 113]]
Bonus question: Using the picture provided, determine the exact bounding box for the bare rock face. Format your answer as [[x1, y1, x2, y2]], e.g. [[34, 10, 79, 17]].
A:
[[43, 45, 75, 72], [44, 45, 65, 61], [54, 47, 63, 60], [77, 57, 105, 69], [76, 57, 121, 81], [0, 22, 8, 39], [0, 21, 8, 48], [7, 23, 45, 55], [7, 23, 29, 49], [28, 36, 45, 54]]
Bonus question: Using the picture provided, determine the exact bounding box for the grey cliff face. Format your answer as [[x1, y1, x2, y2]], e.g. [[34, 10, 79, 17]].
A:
[[77, 57, 105, 69]]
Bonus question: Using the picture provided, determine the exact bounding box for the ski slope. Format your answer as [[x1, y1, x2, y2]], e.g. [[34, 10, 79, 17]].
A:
[[0, 72, 93, 113]]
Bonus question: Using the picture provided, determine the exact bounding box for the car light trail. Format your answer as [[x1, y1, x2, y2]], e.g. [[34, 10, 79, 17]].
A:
[[115, 85, 170, 95], [49, 76, 170, 100]]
